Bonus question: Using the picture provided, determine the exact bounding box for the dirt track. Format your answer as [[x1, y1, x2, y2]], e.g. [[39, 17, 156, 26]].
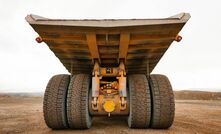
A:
[[0, 96, 221, 134]]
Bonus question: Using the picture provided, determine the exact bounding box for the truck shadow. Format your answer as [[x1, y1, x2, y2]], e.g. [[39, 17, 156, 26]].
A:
[[92, 117, 128, 128]]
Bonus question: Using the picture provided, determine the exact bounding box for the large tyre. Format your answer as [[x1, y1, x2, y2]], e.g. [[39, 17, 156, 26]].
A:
[[148, 74, 175, 129], [43, 74, 70, 129], [67, 74, 92, 129], [128, 74, 151, 128]]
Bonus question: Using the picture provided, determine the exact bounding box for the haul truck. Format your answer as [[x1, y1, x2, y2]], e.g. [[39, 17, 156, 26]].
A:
[[26, 13, 190, 129]]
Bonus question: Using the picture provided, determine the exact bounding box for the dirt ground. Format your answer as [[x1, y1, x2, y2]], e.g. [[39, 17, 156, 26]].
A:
[[0, 95, 221, 134]]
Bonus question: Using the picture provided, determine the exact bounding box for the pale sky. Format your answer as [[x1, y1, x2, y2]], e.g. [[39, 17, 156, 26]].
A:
[[0, 0, 221, 92]]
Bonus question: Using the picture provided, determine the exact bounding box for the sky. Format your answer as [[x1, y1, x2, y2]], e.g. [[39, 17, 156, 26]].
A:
[[0, 0, 221, 92]]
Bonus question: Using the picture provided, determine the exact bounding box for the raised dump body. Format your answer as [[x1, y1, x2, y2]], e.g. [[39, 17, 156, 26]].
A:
[[26, 13, 190, 130], [26, 13, 190, 74]]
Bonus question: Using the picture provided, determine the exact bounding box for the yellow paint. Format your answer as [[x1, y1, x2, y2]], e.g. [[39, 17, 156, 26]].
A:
[[106, 89, 112, 94], [103, 100, 115, 113]]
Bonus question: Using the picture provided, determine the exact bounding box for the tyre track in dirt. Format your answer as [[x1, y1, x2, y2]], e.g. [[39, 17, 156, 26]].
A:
[[0, 95, 221, 134]]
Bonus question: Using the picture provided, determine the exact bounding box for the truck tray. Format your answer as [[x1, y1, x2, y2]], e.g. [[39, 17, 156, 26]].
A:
[[26, 13, 190, 74]]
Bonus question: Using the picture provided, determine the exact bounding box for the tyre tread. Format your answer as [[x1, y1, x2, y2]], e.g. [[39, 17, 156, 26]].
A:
[[149, 74, 175, 129], [43, 74, 70, 129], [67, 74, 92, 129], [128, 74, 151, 128]]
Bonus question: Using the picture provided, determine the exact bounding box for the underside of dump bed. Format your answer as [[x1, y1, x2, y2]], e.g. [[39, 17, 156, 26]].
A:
[[26, 13, 190, 74]]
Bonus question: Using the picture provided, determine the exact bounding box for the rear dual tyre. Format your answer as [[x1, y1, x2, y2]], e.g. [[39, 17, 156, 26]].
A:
[[127, 74, 175, 129], [43, 74, 92, 130]]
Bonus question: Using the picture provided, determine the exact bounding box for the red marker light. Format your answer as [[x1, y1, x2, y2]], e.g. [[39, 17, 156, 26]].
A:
[[35, 36, 43, 43], [175, 35, 182, 42]]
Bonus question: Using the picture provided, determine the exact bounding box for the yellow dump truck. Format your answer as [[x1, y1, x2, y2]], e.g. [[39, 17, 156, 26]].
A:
[[26, 13, 190, 129]]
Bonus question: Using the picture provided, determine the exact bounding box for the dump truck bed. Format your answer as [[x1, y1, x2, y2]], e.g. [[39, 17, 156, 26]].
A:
[[26, 13, 190, 74]]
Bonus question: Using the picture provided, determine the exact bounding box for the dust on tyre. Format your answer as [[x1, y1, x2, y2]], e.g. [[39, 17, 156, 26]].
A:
[[67, 74, 92, 129], [43, 74, 70, 129], [149, 74, 175, 129], [128, 74, 151, 128]]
